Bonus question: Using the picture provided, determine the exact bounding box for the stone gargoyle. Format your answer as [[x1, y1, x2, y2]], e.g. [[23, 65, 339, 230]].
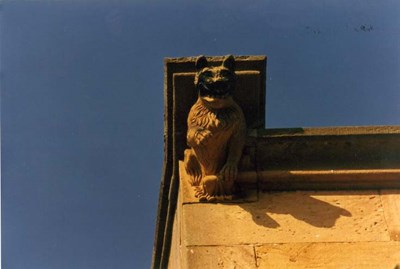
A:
[[184, 55, 246, 202]]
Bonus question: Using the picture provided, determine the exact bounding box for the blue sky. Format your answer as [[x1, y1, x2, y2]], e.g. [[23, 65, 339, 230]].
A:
[[2, 1, 400, 268]]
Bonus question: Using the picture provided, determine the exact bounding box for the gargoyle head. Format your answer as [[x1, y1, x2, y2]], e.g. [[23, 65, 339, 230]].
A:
[[194, 55, 237, 108]]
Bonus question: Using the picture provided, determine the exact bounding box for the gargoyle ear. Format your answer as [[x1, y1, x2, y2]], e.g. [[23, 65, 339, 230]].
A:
[[195, 55, 208, 70], [222, 55, 235, 70]]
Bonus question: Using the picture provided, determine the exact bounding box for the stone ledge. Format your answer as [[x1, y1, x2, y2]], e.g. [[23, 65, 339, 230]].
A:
[[258, 169, 400, 190], [255, 242, 400, 269], [256, 126, 400, 171], [183, 245, 257, 269], [256, 126, 400, 137]]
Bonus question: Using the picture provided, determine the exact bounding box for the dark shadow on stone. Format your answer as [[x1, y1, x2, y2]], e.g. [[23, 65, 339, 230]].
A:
[[236, 201, 281, 228], [250, 211, 280, 228], [226, 201, 281, 228], [222, 189, 280, 228], [266, 192, 352, 228], [238, 191, 352, 229]]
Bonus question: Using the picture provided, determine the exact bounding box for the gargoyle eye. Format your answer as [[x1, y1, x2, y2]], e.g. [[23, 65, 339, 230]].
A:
[[202, 71, 213, 77], [220, 70, 231, 76]]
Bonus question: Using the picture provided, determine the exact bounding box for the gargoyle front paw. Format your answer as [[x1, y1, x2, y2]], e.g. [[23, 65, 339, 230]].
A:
[[220, 162, 238, 182]]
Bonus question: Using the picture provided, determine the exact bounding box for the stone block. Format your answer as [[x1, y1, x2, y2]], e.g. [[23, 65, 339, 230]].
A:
[[255, 242, 400, 268], [184, 245, 257, 269], [381, 189, 400, 241], [182, 191, 389, 246]]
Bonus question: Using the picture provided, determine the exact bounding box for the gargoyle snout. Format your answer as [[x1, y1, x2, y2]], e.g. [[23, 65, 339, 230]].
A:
[[208, 80, 228, 92], [212, 75, 229, 83]]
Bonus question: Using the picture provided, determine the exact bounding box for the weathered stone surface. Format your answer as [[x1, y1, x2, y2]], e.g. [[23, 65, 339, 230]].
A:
[[184, 245, 257, 269], [255, 242, 400, 268], [167, 206, 181, 269], [168, 179, 182, 269], [182, 191, 389, 246], [381, 189, 400, 241]]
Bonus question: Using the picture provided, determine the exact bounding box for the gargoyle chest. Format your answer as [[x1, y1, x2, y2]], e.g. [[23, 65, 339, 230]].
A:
[[191, 106, 238, 135]]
